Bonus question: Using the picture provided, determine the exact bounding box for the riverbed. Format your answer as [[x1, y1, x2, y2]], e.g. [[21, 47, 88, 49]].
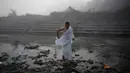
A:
[[0, 34, 130, 73]]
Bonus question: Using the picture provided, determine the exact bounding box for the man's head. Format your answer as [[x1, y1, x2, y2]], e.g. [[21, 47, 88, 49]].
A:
[[65, 22, 70, 29]]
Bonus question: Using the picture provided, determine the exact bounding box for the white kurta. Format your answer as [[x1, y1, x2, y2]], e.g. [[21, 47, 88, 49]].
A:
[[55, 26, 74, 60]]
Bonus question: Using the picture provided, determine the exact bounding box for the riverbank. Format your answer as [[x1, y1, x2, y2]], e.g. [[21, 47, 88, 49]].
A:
[[0, 34, 130, 73]]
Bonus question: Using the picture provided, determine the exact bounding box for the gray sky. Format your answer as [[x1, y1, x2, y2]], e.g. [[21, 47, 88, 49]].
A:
[[0, 0, 129, 17], [0, 0, 92, 16]]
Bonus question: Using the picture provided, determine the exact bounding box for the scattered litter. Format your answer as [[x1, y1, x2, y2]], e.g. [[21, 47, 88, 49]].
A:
[[104, 64, 110, 69]]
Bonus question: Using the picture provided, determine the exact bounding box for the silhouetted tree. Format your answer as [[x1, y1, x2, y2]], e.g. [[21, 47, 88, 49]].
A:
[[8, 9, 17, 17]]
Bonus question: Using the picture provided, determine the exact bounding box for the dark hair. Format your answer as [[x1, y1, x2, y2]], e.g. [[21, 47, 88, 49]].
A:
[[65, 22, 70, 25]]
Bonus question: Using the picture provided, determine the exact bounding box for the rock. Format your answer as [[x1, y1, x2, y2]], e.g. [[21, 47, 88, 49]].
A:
[[116, 54, 130, 60], [34, 55, 43, 59], [36, 53, 48, 58], [33, 60, 44, 65], [75, 54, 80, 57], [84, 70, 91, 73], [28, 56, 35, 60], [23, 64, 30, 70], [89, 50, 93, 53], [0, 52, 9, 61], [0, 62, 2, 64], [122, 55, 130, 60], [34, 68, 41, 72], [40, 50, 50, 56], [102, 54, 111, 58], [87, 59, 94, 65], [90, 66, 100, 70], [0, 64, 5, 69], [14, 40, 20, 45], [29, 53, 48, 60], [71, 67, 82, 73], [24, 45, 39, 49], [0, 62, 5, 70], [54, 54, 57, 58]]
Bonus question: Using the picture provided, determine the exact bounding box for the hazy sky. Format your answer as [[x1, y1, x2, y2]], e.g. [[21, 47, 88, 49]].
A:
[[0, 0, 92, 16]]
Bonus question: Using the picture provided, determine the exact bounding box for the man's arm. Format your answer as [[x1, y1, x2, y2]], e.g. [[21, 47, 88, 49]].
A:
[[57, 26, 65, 38]]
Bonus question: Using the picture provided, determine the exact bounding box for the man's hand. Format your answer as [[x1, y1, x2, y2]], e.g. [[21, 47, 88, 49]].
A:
[[56, 26, 65, 39], [57, 36, 60, 39], [72, 38, 75, 41]]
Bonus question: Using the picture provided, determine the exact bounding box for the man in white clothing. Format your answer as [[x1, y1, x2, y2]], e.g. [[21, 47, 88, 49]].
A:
[[55, 22, 75, 60]]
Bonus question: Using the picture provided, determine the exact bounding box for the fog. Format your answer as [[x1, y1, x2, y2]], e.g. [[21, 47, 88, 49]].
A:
[[84, 0, 130, 12], [0, 0, 129, 16], [0, 0, 91, 16]]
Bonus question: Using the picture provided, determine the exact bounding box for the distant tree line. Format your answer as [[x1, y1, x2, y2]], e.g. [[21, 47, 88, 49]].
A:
[[0, 6, 129, 27]]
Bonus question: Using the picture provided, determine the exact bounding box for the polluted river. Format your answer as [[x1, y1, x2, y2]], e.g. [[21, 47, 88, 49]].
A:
[[0, 34, 130, 73]]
